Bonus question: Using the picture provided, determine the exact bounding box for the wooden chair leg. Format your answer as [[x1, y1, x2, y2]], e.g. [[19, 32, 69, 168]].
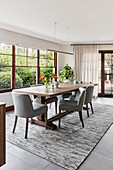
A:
[[86, 104, 89, 117], [59, 109, 61, 128], [90, 102, 94, 114], [45, 112, 47, 129], [55, 101, 57, 114], [31, 118, 33, 124], [25, 118, 29, 139], [12, 116, 18, 133], [79, 111, 84, 128]]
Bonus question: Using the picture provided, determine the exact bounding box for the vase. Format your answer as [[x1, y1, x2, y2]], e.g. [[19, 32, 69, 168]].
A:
[[54, 81, 59, 88], [45, 77, 51, 88]]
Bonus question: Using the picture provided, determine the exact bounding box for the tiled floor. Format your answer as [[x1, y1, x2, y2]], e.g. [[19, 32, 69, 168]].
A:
[[1, 98, 113, 170]]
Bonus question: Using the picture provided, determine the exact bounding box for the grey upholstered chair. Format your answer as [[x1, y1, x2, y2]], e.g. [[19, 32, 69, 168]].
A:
[[12, 92, 48, 139], [59, 88, 86, 128], [31, 84, 58, 114], [84, 85, 94, 117], [62, 93, 72, 99]]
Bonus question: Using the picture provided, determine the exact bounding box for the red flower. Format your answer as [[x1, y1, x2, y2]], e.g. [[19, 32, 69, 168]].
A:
[[44, 74, 46, 76], [54, 76, 58, 80], [40, 78, 42, 80], [43, 80, 46, 83], [40, 75, 42, 77]]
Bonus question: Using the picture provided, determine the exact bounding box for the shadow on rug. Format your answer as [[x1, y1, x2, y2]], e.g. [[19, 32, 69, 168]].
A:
[[6, 103, 113, 170]]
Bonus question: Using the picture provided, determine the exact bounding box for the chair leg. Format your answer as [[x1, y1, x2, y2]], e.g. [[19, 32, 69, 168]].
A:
[[86, 104, 89, 117], [59, 109, 61, 128], [31, 118, 33, 124], [12, 116, 18, 133], [49, 103, 52, 109], [55, 101, 57, 114], [25, 118, 29, 139], [45, 112, 47, 129], [90, 102, 94, 114], [78, 111, 84, 128]]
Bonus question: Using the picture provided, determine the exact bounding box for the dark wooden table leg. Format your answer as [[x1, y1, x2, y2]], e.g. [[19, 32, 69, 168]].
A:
[[31, 96, 57, 130]]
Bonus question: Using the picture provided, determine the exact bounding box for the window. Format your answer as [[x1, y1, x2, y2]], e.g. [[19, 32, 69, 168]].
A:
[[0, 43, 12, 90], [0, 43, 57, 92], [15, 46, 37, 88], [39, 50, 56, 84], [98, 53, 101, 93], [99, 51, 113, 96]]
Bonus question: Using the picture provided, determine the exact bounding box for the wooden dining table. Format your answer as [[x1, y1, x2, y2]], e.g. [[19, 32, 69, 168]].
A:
[[13, 82, 98, 130]]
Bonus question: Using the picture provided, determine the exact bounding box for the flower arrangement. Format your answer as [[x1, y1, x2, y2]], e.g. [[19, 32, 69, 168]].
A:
[[52, 75, 58, 81], [40, 73, 51, 87], [40, 73, 59, 88]]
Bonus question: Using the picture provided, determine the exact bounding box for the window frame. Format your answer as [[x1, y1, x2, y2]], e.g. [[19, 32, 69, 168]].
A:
[[99, 50, 113, 97], [0, 45, 57, 93], [39, 50, 57, 84]]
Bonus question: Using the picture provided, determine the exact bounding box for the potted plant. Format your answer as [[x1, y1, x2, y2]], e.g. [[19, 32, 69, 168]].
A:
[[59, 64, 74, 82]]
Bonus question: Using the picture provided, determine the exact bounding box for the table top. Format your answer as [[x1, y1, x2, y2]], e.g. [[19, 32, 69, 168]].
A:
[[13, 82, 98, 98]]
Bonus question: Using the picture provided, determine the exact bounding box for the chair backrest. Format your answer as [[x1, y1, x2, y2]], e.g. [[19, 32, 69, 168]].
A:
[[84, 85, 94, 104], [77, 88, 86, 111], [12, 92, 34, 118]]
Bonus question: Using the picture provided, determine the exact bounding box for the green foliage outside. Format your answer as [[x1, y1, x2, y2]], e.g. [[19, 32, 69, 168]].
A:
[[0, 44, 54, 89], [15, 67, 36, 87], [0, 71, 23, 89]]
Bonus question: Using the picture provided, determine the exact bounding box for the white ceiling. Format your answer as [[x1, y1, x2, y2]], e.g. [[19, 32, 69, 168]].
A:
[[0, 0, 113, 44]]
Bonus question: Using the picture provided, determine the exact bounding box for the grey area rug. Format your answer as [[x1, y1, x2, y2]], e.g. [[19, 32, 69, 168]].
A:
[[6, 103, 113, 170]]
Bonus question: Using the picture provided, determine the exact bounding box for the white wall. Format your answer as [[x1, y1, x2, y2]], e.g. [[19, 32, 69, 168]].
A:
[[58, 44, 74, 75], [0, 28, 61, 50], [99, 45, 113, 50]]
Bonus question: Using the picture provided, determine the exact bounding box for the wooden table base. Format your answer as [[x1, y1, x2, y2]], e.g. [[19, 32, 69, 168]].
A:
[[30, 110, 72, 130], [29, 119, 57, 130]]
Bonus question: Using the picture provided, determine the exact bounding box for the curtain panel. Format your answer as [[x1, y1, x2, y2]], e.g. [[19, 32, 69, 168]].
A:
[[73, 45, 99, 97]]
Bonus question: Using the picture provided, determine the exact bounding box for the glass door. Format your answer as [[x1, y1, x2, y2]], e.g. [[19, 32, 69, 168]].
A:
[[104, 53, 113, 95], [99, 51, 113, 96]]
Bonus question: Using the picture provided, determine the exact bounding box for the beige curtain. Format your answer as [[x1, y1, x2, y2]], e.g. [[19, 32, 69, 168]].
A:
[[73, 45, 99, 97]]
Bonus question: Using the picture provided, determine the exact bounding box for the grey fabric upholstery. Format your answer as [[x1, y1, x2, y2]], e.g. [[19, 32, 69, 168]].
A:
[[70, 90, 82, 104], [12, 92, 48, 138], [32, 102, 48, 115], [84, 85, 94, 104], [59, 88, 86, 128], [83, 85, 94, 117], [59, 99, 78, 111], [62, 93, 72, 99], [12, 92, 47, 118], [45, 97, 58, 104], [59, 88, 86, 112]]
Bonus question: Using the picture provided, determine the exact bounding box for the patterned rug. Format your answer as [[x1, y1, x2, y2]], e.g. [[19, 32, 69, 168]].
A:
[[6, 103, 113, 170]]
